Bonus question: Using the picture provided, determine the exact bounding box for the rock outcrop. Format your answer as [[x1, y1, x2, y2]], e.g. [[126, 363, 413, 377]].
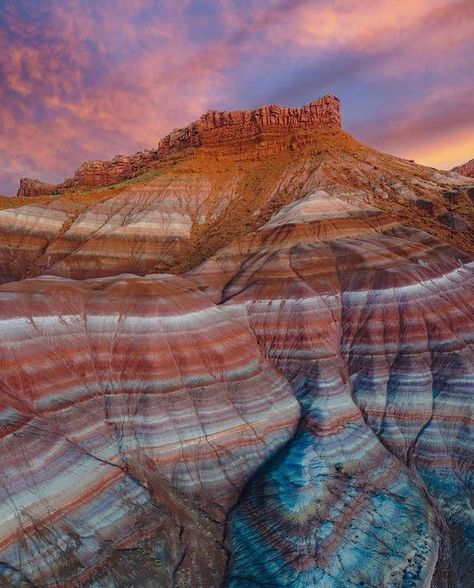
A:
[[17, 177, 58, 197], [0, 95, 473, 587], [17, 151, 160, 197], [158, 94, 341, 153], [452, 157, 474, 178], [17, 95, 341, 197]]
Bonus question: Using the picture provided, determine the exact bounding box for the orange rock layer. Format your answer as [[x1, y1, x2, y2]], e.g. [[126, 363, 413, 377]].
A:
[[17, 95, 341, 196], [2, 127, 473, 284]]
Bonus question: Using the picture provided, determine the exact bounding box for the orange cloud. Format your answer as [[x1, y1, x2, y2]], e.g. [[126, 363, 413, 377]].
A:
[[409, 128, 474, 171], [355, 84, 474, 169], [284, 0, 444, 49]]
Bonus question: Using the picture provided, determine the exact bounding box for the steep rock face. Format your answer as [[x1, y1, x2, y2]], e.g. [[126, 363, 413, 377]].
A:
[[17, 95, 341, 197], [452, 158, 474, 178], [0, 274, 299, 586], [188, 191, 474, 587], [2, 127, 473, 283], [17, 177, 58, 198], [158, 94, 341, 154]]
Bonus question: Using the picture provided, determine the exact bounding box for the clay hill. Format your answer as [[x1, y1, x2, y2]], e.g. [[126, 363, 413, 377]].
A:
[[453, 158, 474, 178], [0, 95, 472, 587]]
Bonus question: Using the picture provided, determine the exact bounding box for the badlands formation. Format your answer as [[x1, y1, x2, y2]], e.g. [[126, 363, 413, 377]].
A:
[[453, 158, 474, 179], [0, 95, 473, 587]]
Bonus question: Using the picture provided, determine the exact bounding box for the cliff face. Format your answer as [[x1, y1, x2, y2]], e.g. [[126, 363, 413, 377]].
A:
[[453, 157, 474, 178], [17, 95, 341, 197], [158, 94, 341, 151], [0, 95, 473, 587]]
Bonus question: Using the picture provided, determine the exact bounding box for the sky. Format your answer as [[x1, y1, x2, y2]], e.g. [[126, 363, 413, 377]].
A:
[[0, 0, 473, 195]]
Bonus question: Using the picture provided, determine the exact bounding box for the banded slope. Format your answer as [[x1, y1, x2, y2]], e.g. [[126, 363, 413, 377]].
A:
[[0, 95, 473, 283], [0, 95, 472, 587], [0, 274, 299, 586], [186, 189, 474, 587], [453, 158, 474, 179]]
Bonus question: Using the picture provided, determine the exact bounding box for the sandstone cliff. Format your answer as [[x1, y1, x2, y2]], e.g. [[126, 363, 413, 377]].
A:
[[17, 94, 341, 197]]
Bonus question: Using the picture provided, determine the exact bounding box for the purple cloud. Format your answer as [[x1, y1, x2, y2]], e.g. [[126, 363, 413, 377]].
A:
[[0, 0, 472, 194]]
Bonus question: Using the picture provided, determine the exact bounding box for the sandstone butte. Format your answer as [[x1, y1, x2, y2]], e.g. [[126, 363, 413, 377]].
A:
[[0, 95, 472, 587]]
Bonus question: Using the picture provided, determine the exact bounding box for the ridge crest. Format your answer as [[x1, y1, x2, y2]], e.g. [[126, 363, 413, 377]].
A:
[[18, 95, 341, 197]]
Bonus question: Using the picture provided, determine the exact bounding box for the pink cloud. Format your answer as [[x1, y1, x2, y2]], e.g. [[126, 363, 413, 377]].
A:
[[355, 84, 474, 167], [0, 0, 472, 193], [0, 1, 234, 190]]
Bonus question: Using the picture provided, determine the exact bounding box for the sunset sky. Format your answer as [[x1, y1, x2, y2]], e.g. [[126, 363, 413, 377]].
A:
[[1, 0, 473, 195]]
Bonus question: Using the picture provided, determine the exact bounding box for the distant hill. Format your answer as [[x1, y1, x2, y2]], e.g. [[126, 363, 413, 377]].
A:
[[453, 157, 474, 177]]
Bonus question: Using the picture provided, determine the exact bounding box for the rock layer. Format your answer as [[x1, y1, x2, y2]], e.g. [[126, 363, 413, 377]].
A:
[[0, 95, 473, 587], [0, 274, 299, 586], [188, 191, 474, 587], [452, 158, 474, 178], [17, 95, 341, 197], [2, 128, 473, 283]]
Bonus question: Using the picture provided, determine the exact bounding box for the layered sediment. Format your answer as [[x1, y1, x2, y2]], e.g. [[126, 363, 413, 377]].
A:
[[0, 274, 299, 586], [17, 95, 341, 196], [0, 95, 473, 586], [453, 158, 474, 178], [2, 129, 473, 284]]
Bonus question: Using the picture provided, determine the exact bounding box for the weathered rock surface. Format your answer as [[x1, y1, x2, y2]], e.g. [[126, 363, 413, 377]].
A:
[[17, 95, 341, 197], [0, 95, 473, 587], [188, 191, 474, 587], [0, 274, 299, 586], [2, 121, 473, 283], [452, 158, 474, 178], [17, 177, 58, 198]]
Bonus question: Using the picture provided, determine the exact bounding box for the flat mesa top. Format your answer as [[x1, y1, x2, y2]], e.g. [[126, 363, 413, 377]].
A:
[[184, 94, 342, 132], [17, 94, 343, 197]]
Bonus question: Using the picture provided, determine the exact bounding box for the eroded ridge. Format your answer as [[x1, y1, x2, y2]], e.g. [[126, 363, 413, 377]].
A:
[[17, 95, 341, 197], [0, 274, 299, 586], [188, 191, 474, 587]]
